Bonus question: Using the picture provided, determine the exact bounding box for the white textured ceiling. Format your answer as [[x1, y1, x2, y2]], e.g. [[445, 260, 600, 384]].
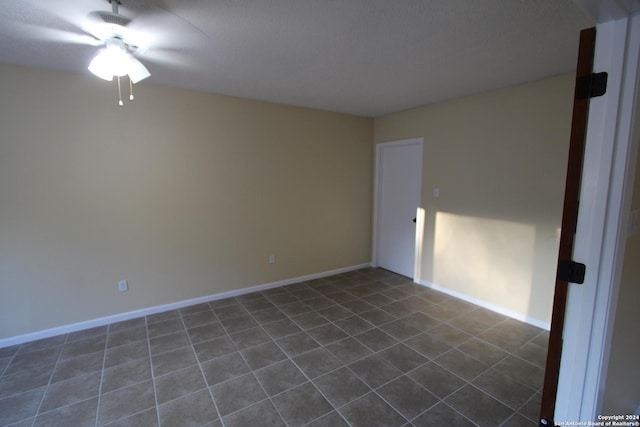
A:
[[0, 0, 594, 117]]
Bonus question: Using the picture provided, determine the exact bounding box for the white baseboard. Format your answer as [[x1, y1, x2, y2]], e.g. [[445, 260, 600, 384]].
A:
[[416, 279, 551, 331], [0, 262, 372, 348]]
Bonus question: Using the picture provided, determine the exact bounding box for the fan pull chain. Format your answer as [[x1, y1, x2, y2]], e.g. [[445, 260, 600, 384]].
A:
[[116, 76, 123, 106], [129, 77, 134, 101]]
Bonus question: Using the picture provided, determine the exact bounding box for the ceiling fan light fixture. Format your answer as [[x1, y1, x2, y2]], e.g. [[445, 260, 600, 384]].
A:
[[87, 49, 115, 81], [88, 39, 130, 80], [88, 37, 151, 104], [127, 55, 150, 83]]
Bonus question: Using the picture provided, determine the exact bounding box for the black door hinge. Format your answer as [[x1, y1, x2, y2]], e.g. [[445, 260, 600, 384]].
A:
[[575, 72, 608, 99], [557, 260, 586, 284]]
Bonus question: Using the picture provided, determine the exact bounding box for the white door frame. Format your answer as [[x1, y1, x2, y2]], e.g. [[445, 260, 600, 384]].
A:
[[372, 137, 424, 280], [555, 14, 640, 421]]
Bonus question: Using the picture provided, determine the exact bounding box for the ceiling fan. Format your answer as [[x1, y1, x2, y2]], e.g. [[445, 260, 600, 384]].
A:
[[85, 1, 150, 105], [3, 0, 208, 106]]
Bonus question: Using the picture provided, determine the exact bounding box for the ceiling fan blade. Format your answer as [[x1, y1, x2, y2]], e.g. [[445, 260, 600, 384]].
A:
[[136, 47, 202, 71], [1, 21, 101, 46], [126, 8, 210, 51]]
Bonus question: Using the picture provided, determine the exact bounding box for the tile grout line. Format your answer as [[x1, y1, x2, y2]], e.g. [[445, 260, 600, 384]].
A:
[[177, 304, 226, 427], [236, 290, 337, 427], [281, 275, 411, 426], [27, 330, 76, 426], [93, 324, 110, 427], [143, 316, 163, 427]]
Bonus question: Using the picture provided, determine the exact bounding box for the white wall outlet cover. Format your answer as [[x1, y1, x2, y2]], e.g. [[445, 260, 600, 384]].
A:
[[118, 280, 128, 292]]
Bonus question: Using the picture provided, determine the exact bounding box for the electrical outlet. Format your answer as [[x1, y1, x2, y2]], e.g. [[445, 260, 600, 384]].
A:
[[268, 255, 276, 264], [118, 280, 128, 292]]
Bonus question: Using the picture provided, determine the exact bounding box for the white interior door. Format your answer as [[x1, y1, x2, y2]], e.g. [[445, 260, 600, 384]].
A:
[[375, 139, 423, 278]]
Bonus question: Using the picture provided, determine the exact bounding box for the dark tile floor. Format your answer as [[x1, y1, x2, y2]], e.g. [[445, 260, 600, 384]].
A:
[[0, 268, 548, 426]]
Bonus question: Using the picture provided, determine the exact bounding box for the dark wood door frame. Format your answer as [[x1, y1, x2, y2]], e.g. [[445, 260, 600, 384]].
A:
[[539, 27, 600, 426]]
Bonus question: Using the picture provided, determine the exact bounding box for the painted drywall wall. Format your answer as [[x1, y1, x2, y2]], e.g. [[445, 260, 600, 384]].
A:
[[601, 131, 640, 415], [374, 74, 575, 325], [0, 64, 373, 340]]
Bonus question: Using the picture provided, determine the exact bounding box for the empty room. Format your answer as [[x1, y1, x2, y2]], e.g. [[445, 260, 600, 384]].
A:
[[1, 1, 639, 426]]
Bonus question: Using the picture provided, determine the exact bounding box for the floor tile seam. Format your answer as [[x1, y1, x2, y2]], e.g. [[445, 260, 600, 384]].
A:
[[341, 349, 406, 390], [342, 388, 411, 425], [0, 362, 56, 388], [499, 351, 547, 376], [14, 342, 64, 358], [95, 401, 156, 427], [466, 334, 531, 363], [425, 358, 474, 391], [144, 316, 163, 427], [154, 383, 209, 408], [148, 341, 198, 360], [57, 342, 110, 363], [212, 394, 272, 421], [474, 364, 539, 394], [268, 379, 335, 426], [32, 394, 99, 420], [299, 410, 351, 427], [352, 333, 399, 354], [243, 306, 325, 380], [243, 306, 353, 426], [443, 313, 499, 333], [146, 313, 182, 326], [37, 370, 104, 409], [244, 369, 301, 427], [445, 337, 507, 370], [30, 332, 72, 425], [394, 395, 442, 425], [510, 390, 541, 423], [100, 407, 156, 426], [399, 337, 441, 360], [386, 368, 443, 401], [106, 321, 147, 336], [498, 413, 535, 427], [448, 381, 522, 419], [362, 359, 431, 395], [470, 377, 538, 413], [436, 352, 495, 385], [510, 341, 546, 369], [224, 305, 308, 427], [178, 311, 225, 427], [66, 331, 108, 346], [0, 381, 45, 406], [324, 322, 378, 339], [0, 357, 16, 379], [180, 306, 215, 317], [0, 387, 46, 427], [311, 366, 376, 402], [390, 328, 426, 342], [428, 400, 482, 427], [147, 327, 191, 341], [431, 317, 476, 337]]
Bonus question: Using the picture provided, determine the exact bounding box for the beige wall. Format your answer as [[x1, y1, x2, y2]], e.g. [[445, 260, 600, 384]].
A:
[[374, 74, 575, 325], [602, 127, 640, 414], [0, 64, 373, 339]]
